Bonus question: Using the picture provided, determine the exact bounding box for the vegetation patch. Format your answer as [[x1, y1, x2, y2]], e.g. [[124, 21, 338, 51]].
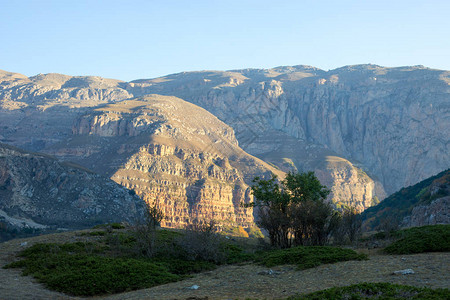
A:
[[255, 246, 367, 269], [288, 282, 450, 299], [3, 237, 216, 296], [384, 225, 450, 254]]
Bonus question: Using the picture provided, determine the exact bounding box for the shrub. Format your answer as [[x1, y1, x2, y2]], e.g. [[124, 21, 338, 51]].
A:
[[175, 220, 228, 263], [255, 246, 367, 270], [384, 224, 450, 254], [330, 206, 362, 245], [3, 241, 215, 296]]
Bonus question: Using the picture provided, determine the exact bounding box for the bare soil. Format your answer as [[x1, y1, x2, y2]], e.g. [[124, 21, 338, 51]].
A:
[[1, 232, 449, 300]]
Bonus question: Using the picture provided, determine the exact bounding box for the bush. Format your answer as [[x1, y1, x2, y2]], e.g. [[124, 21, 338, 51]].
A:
[[288, 282, 450, 299], [330, 206, 362, 245], [384, 224, 450, 254], [130, 203, 165, 258], [255, 246, 367, 270], [175, 220, 228, 263]]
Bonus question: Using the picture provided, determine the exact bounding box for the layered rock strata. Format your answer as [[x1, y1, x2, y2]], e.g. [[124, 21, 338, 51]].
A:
[[52, 95, 281, 230]]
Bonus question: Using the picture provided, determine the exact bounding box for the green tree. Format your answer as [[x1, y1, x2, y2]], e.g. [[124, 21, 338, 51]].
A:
[[250, 171, 333, 248]]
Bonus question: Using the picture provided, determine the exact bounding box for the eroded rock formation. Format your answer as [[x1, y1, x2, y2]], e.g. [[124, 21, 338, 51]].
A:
[[51, 95, 281, 231]]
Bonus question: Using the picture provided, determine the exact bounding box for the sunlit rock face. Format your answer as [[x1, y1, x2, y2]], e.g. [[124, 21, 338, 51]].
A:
[[49, 95, 281, 230], [0, 143, 145, 230]]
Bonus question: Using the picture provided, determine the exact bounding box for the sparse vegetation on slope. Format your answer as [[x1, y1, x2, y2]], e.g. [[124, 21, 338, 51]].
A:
[[4, 222, 370, 296], [3, 228, 217, 296], [288, 282, 450, 300], [362, 169, 449, 231]]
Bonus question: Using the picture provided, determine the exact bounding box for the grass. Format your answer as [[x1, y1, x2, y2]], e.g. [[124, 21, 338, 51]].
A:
[[254, 246, 367, 270], [288, 282, 450, 299], [384, 225, 450, 254]]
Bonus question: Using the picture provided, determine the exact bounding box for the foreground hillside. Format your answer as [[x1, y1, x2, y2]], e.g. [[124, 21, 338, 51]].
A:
[[0, 227, 448, 299], [0, 143, 144, 241]]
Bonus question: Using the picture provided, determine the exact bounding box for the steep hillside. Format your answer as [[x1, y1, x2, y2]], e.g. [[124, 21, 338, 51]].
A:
[[46, 95, 282, 231], [362, 169, 450, 231], [0, 143, 145, 240]]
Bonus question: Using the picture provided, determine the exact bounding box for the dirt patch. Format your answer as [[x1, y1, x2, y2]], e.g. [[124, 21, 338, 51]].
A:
[[0, 232, 449, 300], [105, 252, 450, 300]]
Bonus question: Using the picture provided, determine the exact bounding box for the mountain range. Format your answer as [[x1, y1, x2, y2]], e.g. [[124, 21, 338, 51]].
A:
[[0, 64, 448, 231]]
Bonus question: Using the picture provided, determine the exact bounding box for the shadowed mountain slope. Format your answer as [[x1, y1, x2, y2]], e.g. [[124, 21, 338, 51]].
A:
[[362, 169, 450, 230], [0, 143, 145, 239]]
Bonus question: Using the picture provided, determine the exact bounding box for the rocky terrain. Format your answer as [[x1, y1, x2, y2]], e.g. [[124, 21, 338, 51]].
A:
[[402, 170, 450, 228], [0, 143, 144, 239], [128, 65, 449, 196], [46, 95, 282, 231], [1, 64, 449, 223]]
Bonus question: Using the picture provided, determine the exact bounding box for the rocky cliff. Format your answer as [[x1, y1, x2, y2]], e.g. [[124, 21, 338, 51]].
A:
[[49, 95, 281, 231], [127, 65, 449, 195], [0, 143, 145, 233]]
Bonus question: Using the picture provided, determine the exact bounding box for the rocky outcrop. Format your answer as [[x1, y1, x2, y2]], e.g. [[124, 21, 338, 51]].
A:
[[52, 95, 281, 231], [402, 172, 450, 227], [403, 197, 450, 227], [0, 143, 145, 231], [0, 70, 131, 103], [362, 169, 450, 230]]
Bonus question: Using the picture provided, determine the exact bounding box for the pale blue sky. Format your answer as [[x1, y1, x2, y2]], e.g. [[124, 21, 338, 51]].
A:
[[1, 0, 449, 81]]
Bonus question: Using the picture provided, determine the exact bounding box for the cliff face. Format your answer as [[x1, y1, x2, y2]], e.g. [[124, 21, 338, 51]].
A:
[[128, 65, 449, 195], [51, 95, 281, 231], [0, 143, 144, 231]]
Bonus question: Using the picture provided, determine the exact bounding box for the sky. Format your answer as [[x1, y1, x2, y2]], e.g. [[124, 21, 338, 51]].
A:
[[1, 0, 449, 81]]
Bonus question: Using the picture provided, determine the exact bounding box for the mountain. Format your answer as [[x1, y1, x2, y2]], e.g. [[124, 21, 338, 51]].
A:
[[0, 64, 448, 217], [0, 143, 145, 240], [45, 94, 282, 232], [362, 169, 450, 231], [127, 65, 449, 196]]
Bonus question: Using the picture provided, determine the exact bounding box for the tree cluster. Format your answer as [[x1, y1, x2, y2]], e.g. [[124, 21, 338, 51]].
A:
[[249, 172, 361, 248]]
